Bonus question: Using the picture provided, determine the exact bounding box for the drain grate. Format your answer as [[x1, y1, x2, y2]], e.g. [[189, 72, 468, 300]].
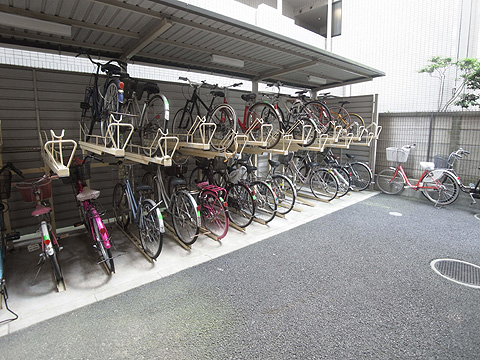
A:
[[431, 259, 480, 288]]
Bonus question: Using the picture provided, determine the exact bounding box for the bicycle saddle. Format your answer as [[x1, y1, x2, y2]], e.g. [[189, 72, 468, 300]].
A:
[[76, 187, 100, 201], [101, 63, 122, 74], [241, 93, 257, 102], [346, 154, 355, 159], [142, 81, 160, 95], [136, 184, 153, 192], [32, 204, 51, 217], [268, 159, 280, 168], [170, 177, 187, 187], [210, 91, 225, 97]]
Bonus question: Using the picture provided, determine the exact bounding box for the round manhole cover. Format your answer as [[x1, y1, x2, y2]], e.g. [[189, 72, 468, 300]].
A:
[[431, 259, 480, 289]]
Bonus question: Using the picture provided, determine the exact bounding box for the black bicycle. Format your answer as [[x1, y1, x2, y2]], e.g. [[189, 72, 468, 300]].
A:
[[0, 163, 23, 323], [78, 51, 129, 143], [171, 77, 237, 152]]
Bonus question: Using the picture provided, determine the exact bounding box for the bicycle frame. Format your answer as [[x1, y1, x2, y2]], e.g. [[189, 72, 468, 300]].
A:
[[387, 164, 445, 191], [177, 86, 217, 129]]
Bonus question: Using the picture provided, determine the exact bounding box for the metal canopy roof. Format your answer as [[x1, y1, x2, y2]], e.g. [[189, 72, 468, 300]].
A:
[[0, 0, 384, 89]]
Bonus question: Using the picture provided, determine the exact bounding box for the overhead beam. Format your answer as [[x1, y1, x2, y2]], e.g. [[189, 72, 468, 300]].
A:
[[254, 60, 320, 81], [121, 18, 172, 60], [0, 5, 138, 38]]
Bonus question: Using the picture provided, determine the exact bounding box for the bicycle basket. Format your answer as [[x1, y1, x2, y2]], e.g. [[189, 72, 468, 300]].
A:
[[16, 177, 52, 203], [0, 171, 12, 199], [227, 166, 247, 184], [433, 155, 449, 169], [386, 147, 409, 163]]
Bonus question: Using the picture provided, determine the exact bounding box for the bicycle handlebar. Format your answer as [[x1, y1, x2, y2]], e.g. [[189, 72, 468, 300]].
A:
[[0, 162, 24, 178], [83, 154, 104, 165], [77, 51, 127, 72]]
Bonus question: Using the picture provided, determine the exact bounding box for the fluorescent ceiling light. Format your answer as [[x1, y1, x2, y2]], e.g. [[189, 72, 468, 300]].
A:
[[211, 54, 244, 68], [307, 75, 328, 85], [0, 12, 71, 37]]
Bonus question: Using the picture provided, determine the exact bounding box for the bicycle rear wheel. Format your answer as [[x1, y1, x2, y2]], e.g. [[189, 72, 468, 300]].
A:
[[80, 87, 95, 140], [49, 251, 63, 283], [101, 80, 120, 145], [291, 116, 317, 147], [226, 183, 255, 228], [171, 107, 193, 134], [347, 113, 365, 135], [302, 101, 332, 134], [189, 167, 207, 190], [376, 168, 404, 195], [139, 198, 163, 259], [207, 104, 236, 152], [422, 171, 459, 205], [199, 190, 229, 240], [247, 103, 282, 149], [333, 167, 351, 198], [171, 190, 200, 246], [348, 162, 372, 191], [270, 174, 296, 215], [140, 94, 168, 156], [113, 183, 130, 229], [310, 169, 338, 201], [250, 181, 277, 223]]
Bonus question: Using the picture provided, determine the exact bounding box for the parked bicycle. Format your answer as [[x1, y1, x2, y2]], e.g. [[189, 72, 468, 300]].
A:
[[113, 164, 164, 260], [78, 51, 128, 143], [171, 77, 237, 152], [195, 181, 229, 240], [122, 78, 170, 156], [280, 152, 339, 201], [142, 164, 201, 246], [16, 175, 65, 290], [0, 163, 22, 323], [67, 155, 115, 274], [434, 148, 480, 205], [376, 144, 460, 205]]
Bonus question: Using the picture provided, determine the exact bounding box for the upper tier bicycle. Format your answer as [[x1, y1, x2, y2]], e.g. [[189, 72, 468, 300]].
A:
[[376, 144, 460, 205], [68, 155, 115, 274], [16, 175, 65, 290], [0, 163, 22, 323], [171, 77, 237, 152], [78, 51, 128, 143], [122, 78, 170, 156]]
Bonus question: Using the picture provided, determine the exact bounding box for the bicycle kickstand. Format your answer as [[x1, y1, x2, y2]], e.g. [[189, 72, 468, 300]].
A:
[[31, 253, 47, 286]]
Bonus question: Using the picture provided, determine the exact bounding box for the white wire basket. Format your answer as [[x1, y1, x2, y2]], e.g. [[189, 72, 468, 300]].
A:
[[386, 147, 410, 163]]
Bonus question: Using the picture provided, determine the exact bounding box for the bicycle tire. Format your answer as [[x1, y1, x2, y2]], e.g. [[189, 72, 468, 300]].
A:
[[207, 103, 237, 152], [101, 80, 120, 145], [348, 162, 372, 191], [49, 251, 63, 283], [226, 182, 255, 228], [81, 87, 95, 140], [246, 102, 282, 149], [302, 101, 332, 134], [113, 183, 130, 229], [189, 167, 207, 190], [328, 105, 351, 130], [171, 190, 200, 246], [140, 94, 168, 157], [92, 217, 115, 274], [171, 107, 193, 134], [291, 116, 317, 147], [333, 167, 351, 198], [310, 169, 338, 201], [141, 171, 159, 202], [250, 180, 277, 223], [421, 171, 460, 205], [199, 189, 229, 240], [376, 168, 404, 195], [139, 198, 163, 259], [270, 174, 296, 215]]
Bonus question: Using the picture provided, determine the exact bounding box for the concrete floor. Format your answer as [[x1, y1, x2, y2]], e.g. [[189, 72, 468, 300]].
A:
[[0, 189, 377, 337]]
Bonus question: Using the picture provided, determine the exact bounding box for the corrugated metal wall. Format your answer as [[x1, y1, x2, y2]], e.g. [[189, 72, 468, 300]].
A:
[[0, 64, 377, 236]]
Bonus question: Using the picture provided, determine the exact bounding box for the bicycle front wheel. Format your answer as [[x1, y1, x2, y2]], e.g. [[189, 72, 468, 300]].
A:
[[376, 168, 404, 195], [247, 103, 282, 149], [226, 183, 255, 228], [171, 190, 200, 246], [291, 116, 317, 147], [250, 181, 277, 223], [199, 190, 229, 240], [422, 171, 460, 205], [333, 167, 351, 198], [347, 113, 366, 136], [80, 87, 95, 140], [49, 252, 63, 283], [140, 94, 168, 157], [171, 107, 193, 134], [92, 216, 115, 274], [139, 199, 163, 259], [348, 162, 372, 191], [310, 169, 338, 201], [270, 174, 296, 215], [207, 104, 236, 152], [302, 101, 332, 134]]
